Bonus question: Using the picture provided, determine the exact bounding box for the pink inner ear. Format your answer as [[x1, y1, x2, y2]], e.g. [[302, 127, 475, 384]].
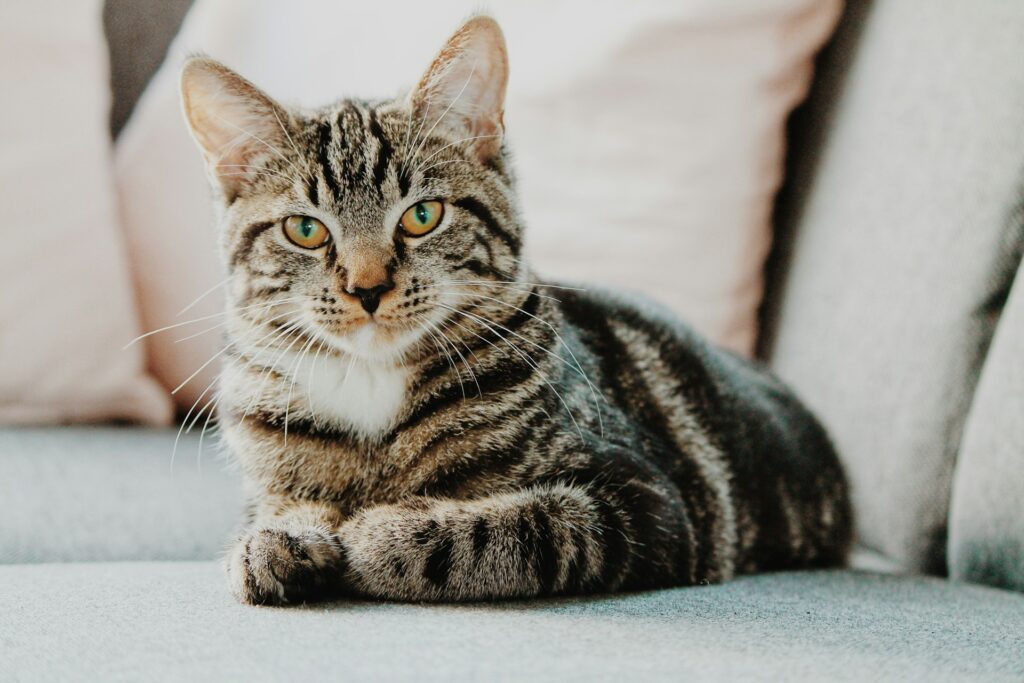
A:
[[410, 17, 509, 159]]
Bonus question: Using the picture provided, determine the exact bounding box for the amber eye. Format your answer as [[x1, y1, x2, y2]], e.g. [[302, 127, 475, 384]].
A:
[[283, 216, 330, 249], [399, 201, 444, 237]]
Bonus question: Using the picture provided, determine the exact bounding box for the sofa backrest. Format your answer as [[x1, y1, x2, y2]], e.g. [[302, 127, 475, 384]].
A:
[[761, 0, 1024, 579]]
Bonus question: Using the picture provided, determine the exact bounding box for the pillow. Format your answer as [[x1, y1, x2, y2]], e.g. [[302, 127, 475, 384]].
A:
[[766, 0, 1024, 573], [0, 0, 171, 425], [115, 0, 841, 411]]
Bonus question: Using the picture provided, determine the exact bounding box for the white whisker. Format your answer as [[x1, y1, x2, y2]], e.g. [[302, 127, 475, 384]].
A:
[[178, 276, 231, 316], [444, 290, 605, 437], [209, 111, 301, 177], [434, 302, 586, 444], [412, 134, 501, 176], [409, 61, 478, 167], [284, 334, 320, 445], [124, 297, 303, 349]]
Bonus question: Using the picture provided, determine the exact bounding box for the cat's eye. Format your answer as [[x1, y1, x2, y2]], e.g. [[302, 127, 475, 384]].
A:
[[399, 201, 445, 237], [283, 216, 330, 249]]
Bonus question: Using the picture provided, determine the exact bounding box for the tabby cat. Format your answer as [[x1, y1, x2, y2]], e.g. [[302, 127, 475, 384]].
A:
[[179, 16, 852, 605]]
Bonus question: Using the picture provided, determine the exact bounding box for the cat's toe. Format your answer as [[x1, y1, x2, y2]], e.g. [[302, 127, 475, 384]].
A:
[[226, 528, 343, 606]]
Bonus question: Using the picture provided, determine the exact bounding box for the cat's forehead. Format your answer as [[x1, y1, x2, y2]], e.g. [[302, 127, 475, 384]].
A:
[[284, 98, 415, 222], [297, 98, 409, 155]]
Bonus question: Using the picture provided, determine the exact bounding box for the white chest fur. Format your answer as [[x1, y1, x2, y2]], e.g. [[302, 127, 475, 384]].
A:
[[253, 347, 409, 437], [308, 354, 408, 435]]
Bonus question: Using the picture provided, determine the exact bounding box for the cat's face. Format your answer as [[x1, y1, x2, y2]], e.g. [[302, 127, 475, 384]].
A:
[[181, 17, 517, 363]]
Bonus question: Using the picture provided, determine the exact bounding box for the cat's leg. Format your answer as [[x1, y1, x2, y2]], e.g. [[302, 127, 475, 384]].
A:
[[229, 478, 696, 605], [225, 498, 347, 605], [335, 480, 692, 601]]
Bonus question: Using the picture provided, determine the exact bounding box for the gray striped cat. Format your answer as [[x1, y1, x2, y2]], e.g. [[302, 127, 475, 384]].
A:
[[180, 16, 852, 605]]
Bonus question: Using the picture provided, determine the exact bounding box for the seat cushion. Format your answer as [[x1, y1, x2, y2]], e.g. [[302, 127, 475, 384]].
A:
[[2, 564, 1022, 682], [0, 427, 241, 562]]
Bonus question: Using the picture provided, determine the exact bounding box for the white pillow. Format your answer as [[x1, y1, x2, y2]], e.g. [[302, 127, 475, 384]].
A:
[[0, 0, 171, 425], [116, 0, 840, 410]]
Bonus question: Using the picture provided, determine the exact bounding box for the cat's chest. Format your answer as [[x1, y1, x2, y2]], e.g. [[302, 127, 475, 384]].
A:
[[295, 353, 409, 436]]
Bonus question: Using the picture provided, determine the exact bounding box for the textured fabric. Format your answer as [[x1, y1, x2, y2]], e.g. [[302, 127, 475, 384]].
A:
[[2, 563, 1022, 682], [114, 0, 840, 410], [949, 259, 1024, 592], [764, 0, 1024, 572], [0, 1, 171, 426], [0, 427, 241, 563]]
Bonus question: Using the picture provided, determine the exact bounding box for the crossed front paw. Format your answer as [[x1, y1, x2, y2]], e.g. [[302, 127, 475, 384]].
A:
[[226, 527, 346, 606]]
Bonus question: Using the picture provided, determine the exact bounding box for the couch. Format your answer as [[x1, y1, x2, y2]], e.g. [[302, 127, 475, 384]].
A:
[[2, 1, 1022, 680]]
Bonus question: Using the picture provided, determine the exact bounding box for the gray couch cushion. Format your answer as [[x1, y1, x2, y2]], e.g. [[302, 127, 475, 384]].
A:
[[948, 260, 1024, 592], [2, 563, 1022, 682], [0, 427, 241, 562], [763, 0, 1024, 572]]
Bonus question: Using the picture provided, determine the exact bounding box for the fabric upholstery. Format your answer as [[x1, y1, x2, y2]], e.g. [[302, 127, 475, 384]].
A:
[[114, 0, 840, 410], [0, 0, 171, 426], [948, 258, 1024, 592], [2, 563, 1022, 682], [764, 0, 1024, 573], [0, 427, 241, 563]]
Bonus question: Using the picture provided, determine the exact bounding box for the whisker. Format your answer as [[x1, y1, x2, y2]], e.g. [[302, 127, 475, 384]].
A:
[[124, 297, 303, 349], [434, 303, 586, 443], [416, 158, 474, 176], [403, 92, 435, 172], [419, 320, 465, 400], [270, 106, 302, 158], [174, 318, 229, 344], [423, 282, 562, 304], [409, 61, 478, 167], [284, 334, 320, 445], [215, 161, 296, 180], [447, 280, 587, 292], [171, 373, 219, 473], [178, 276, 231, 316], [412, 134, 501, 176], [241, 320, 310, 420], [306, 338, 329, 431], [432, 316, 482, 398], [209, 111, 301, 177], [196, 391, 222, 472], [443, 290, 605, 437], [169, 310, 304, 467], [171, 314, 300, 396]]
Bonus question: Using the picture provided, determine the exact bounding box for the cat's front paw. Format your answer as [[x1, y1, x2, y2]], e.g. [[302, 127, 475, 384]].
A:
[[226, 527, 345, 606]]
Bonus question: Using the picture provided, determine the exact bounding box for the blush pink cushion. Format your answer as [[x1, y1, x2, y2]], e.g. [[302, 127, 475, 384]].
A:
[[116, 0, 840, 410], [0, 1, 171, 425]]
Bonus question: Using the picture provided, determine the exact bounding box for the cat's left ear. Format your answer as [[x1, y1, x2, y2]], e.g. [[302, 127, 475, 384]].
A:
[[410, 16, 509, 162]]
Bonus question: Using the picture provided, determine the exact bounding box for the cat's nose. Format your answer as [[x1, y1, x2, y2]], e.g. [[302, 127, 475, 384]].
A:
[[342, 255, 395, 314], [347, 282, 394, 314]]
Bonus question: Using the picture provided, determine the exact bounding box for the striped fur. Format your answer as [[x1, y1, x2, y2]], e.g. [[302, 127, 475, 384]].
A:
[[181, 16, 852, 606]]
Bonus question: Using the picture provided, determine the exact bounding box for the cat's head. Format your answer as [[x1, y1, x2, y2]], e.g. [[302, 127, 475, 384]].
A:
[[180, 16, 520, 363]]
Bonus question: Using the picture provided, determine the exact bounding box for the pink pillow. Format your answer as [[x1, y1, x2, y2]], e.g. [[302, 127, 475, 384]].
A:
[[0, 0, 171, 425], [116, 0, 840, 411]]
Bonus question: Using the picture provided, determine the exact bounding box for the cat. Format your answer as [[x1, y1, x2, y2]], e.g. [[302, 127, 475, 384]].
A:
[[179, 15, 852, 605]]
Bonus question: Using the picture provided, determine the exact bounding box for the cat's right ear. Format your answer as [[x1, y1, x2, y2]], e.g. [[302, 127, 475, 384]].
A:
[[180, 57, 290, 200]]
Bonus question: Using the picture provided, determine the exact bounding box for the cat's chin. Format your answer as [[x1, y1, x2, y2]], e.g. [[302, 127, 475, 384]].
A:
[[323, 320, 424, 364]]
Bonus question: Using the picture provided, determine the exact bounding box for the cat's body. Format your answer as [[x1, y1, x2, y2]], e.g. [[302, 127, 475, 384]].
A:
[[181, 17, 851, 605]]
